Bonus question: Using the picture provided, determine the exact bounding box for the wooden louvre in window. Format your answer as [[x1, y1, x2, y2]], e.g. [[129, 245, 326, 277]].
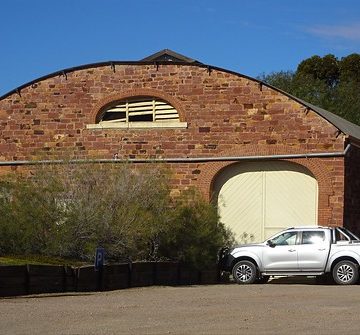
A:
[[100, 97, 180, 124]]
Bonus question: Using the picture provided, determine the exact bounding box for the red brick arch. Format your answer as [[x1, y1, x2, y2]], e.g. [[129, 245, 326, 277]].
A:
[[197, 145, 335, 226], [90, 88, 186, 123]]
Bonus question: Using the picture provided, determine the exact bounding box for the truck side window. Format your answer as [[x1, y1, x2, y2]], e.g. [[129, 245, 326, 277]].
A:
[[301, 231, 325, 244], [271, 232, 297, 246], [335, 229, 349, 242]]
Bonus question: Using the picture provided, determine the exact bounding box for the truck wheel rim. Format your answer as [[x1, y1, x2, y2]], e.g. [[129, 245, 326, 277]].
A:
[[235, 264, 253, 282], [337, 264, 354, 283]]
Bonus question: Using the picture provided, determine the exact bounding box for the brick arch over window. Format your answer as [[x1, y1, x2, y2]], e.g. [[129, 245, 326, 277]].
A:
[[90, 88, 186, 123], [197, 145, 335, 226]]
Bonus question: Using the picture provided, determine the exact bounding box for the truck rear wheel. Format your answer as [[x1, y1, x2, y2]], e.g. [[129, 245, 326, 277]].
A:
[[232, 260, 257, 284], [332, 260, 359, 285]]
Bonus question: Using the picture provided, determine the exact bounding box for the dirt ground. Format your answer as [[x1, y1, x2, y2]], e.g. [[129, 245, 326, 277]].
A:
[[0, 277, 359, 335]]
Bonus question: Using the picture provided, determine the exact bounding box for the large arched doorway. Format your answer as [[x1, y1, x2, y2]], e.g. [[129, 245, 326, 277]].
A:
[[213, 161, 318, 243]]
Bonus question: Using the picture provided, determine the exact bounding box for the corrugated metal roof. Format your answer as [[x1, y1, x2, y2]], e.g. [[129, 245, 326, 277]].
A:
[[296, 99, 360, 140], [265, 86, 360, 141]]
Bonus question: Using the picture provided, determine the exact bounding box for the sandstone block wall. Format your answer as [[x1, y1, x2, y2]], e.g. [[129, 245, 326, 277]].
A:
[[0, 63, 347, 226]]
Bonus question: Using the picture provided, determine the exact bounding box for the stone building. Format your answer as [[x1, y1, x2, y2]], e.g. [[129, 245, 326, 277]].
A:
[[1, 49, 360, 241]]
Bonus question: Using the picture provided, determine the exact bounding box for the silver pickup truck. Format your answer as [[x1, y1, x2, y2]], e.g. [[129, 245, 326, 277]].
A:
[[219, 226, 360, 285]]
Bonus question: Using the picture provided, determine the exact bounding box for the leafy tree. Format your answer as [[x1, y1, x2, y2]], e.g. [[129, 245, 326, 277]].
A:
[[297, 54, 339, 87], [340, 54, 360, 83]]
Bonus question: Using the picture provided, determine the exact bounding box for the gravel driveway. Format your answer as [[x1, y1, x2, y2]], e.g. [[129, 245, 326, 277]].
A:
[[0, 278, 359, 335]]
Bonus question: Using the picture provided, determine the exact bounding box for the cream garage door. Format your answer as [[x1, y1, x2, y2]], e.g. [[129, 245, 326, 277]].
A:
[[214, 161, 318, 243]]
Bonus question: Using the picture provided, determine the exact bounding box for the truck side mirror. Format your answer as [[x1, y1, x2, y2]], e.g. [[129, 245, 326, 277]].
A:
[[267, 240, 276, 248]]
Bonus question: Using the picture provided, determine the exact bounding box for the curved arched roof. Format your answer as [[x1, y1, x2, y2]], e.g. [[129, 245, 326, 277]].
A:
[[1, 49, 360, 140]]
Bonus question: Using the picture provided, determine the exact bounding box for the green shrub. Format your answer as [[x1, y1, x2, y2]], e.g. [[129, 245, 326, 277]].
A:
[[159, 189, 234, 269], [0, 163, 233, 268]]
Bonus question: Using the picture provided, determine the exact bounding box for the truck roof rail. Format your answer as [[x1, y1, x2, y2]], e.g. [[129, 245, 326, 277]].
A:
[[287, 226, 330, 230]]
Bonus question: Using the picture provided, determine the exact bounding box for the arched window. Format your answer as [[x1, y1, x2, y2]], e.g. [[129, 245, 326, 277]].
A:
[[88, 96, 187, 129]]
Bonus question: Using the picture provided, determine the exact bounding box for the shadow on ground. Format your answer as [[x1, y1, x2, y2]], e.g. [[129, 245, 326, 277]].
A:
[[267, 275, 337, 285]]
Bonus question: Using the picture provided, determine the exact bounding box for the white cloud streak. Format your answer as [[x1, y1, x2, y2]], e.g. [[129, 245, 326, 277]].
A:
[[306, 23, 360, 41]]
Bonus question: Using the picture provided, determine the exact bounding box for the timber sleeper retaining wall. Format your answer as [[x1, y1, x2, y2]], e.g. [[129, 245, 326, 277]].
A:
[[0, 262, 221, 297]]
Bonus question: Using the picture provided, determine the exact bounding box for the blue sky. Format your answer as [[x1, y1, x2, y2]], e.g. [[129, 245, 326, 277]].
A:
[[1, 0, 359, 96]]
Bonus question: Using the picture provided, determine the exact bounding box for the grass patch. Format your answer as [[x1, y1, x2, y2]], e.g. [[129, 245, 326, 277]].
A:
[[0, 255, 88, 266]]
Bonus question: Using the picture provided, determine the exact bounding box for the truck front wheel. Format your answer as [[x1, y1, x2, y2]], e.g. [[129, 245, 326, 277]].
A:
[[232, 260, 257, 284], [332, 260, 359, 285]]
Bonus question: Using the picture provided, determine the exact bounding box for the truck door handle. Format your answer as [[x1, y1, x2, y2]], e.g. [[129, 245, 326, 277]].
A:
[[318, 248, 326, 251], [288, 249, 296, 252]]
